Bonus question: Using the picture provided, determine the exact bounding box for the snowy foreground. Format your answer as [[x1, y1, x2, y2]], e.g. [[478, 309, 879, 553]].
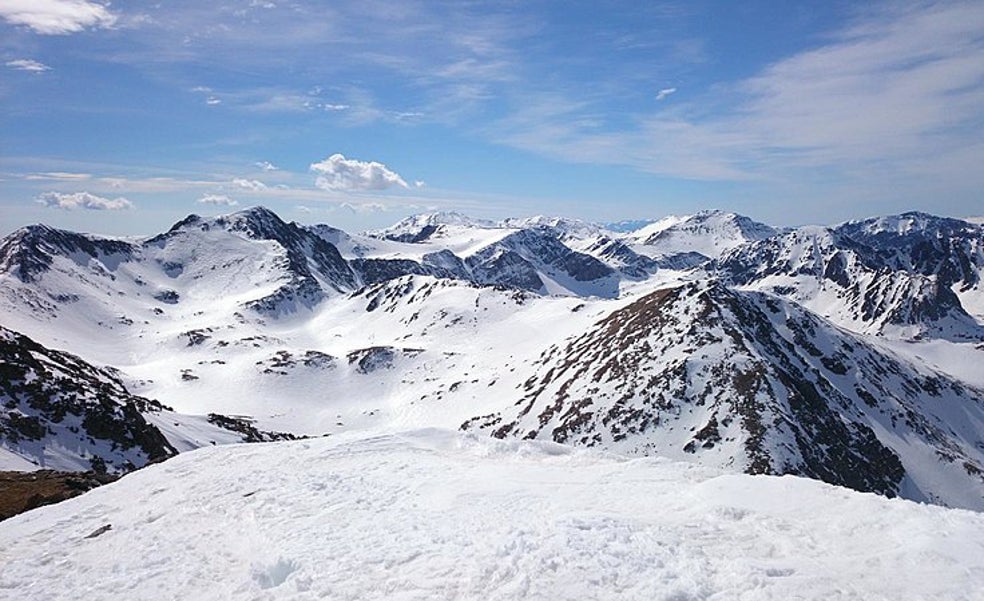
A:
[[2, 430, 983, 601]]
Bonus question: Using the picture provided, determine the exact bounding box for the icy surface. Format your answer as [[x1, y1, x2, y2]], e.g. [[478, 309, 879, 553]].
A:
[[1, 429, 982, 601]]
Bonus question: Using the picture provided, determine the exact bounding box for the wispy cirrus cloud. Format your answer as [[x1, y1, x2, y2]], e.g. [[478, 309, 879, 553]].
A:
[[6, 59, 51, 72], [655, 87, 676, 101], [24, 171, 91, 181], [0, 0, 117, 35], [36, 191, 132, 210], [492, 0, 984, 190], [197, 193, 237, 206], [310, 154, 410, 191]]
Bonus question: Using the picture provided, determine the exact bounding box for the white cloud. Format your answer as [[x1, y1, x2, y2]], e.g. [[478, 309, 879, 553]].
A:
[[255, 161, 278, 171], [494, 1, 984, 188], [231, 178, 267, 191], [197, 194, 237, 206], [0, 0, 117, 35], [6, 59, 51, 72], [310, 154, 410, 191], [339, 202, 388, 214], [655, 87, 677, 101], [25, 171, 90, 181], [36, 191, 132, 210], [206, 96, 221, 106]]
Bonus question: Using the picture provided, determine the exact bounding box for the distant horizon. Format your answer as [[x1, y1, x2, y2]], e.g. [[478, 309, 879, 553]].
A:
[[2, 1, 982, 236], [3, 203, 983, 240]]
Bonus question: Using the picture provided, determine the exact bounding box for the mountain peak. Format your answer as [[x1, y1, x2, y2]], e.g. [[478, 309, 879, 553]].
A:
[[841, 211, 980, 237], [625, 210, 777, 260], [500, 215, 603, 239], [367, 211, 498, 243], [0, 224, 135, 283]]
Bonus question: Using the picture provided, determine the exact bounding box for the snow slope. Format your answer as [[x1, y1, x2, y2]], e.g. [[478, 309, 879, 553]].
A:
[[467, 280, 984, 510], [717, 224, 984, 341], [3, 206, 984, 510], [624, 209, 778, 261], [1, 429, 982, 601], [0, 324, 299, 472]]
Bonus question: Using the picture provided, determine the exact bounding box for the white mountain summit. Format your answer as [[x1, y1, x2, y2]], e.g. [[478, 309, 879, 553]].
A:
[[1, 206, 983, 511]]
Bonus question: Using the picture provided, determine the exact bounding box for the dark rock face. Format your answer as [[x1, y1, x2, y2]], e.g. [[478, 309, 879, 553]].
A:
[[835, 212, 984, 291], [256, 349, 337, 375], [582, 237, 658, 278], [655, 251, 711, 270], [0, 225, 135, 283], [421, 250, 471, 280], [463, 282, 984, 500], [346, 346, 423, 374], [154, 208, 358, 315], [498, 229, 614, 283], [0, 470, 119, 521], [384, 223, 440, 243], [205, 414, 300, 443], [466, 248, 545, 293], [714, 217, 984, 339], [0, 326, 178, 473], [351, 258, 458, 286]]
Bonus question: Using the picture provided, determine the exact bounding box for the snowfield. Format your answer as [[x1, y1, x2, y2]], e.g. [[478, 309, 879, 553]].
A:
[[2, 429, 982, 601]]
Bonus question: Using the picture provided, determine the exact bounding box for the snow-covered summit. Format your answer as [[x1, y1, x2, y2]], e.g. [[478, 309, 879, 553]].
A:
[[3, 429, 983, 600], [366, 211, 498, 243], [0, 223, 136, 283], [623, 209, 779, 261], [500, 215, 606, 240], [840, 211, 981, 237]]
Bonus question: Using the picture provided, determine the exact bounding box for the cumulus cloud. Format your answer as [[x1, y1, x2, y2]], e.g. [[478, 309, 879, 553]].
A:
[[655, 87, 677, 101], [6, 59, 51, 72], [231, 178, 267, 191], [37, 191, 132, 210], [0, 0, 118, 35], [255, 161, 278, 171], [197, 194, 237, 206], [310, 154, 409, 191]]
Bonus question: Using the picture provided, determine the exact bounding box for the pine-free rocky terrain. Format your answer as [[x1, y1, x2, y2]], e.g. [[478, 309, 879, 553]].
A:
[[1, 207, 983, 599]]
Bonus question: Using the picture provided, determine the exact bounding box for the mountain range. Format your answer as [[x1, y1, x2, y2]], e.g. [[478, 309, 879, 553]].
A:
[[2, 206, 982, 510]]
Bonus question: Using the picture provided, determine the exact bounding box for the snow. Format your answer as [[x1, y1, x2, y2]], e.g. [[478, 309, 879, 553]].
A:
[[875, 337, 984, 389], [622, 210, 777, 260], [1, 429, 982, 601], [0, 446, 39, 471], [2, 206, 983, 511]]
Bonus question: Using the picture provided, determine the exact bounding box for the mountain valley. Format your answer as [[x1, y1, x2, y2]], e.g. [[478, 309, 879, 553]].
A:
[[2, 207, 983, 510]]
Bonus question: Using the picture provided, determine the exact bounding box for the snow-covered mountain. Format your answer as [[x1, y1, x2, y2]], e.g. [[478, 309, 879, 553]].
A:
[[2, 206, 984, 511], [0, 325, 295, 473], [365, 211, 498, 243], [715, 213, 984, 340], [624, 209, 779, 263], [2, 429, 983, 600], [464, 281, 984, 508], [0, 325, 176, 473]]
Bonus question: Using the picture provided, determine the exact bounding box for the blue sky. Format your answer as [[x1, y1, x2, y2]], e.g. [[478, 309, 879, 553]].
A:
[[1, 0, 982, 235]]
